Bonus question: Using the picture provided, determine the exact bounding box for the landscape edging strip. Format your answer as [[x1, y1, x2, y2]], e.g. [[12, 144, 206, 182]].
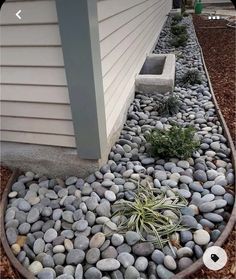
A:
[[0, 168, 35, 279]]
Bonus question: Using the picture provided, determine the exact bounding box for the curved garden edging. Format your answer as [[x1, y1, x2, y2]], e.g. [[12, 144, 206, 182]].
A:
[[1, 15, 236, 280], [0, 169, 35, 279]]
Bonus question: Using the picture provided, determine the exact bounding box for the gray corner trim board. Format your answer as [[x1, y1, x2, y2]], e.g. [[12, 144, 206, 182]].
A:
[[56, 0, 107, 159]]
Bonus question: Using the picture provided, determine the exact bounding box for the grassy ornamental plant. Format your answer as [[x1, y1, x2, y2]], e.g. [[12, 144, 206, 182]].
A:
[[181, 69, 202, 85], [146, 125, 200, 159], [159, 94, 181, 116], [171, 24, 187, 36], [113, 182, 188, 248]]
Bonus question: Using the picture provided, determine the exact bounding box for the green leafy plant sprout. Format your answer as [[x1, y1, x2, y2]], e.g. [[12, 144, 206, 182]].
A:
[[181, 69, 202, 85], [113, 181, 188, 248], [146, 125, 200, 159], [159, 94, 181, 116], [171, 24, 187, 36]]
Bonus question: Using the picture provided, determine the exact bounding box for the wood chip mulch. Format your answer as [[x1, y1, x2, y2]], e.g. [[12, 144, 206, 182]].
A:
[[193, 14, 236, 146]]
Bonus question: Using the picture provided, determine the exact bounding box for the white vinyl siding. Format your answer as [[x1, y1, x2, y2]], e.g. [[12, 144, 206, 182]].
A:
[[98, 0, 172, 137], [0, 0, 75, 147]]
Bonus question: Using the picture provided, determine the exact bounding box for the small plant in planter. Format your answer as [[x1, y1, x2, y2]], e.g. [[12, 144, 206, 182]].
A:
[[171, 24, 187, 36], [181, 69, 202, 85], [113, 181, 188, 248], [171, 14, 183, 25], [146, 125, 200, 159], [159, 94, 181, 116], [170, 33, 188, 47]]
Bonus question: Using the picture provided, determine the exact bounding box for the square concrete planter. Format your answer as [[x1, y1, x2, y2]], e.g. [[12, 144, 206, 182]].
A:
[[135, 54, 175, 94]]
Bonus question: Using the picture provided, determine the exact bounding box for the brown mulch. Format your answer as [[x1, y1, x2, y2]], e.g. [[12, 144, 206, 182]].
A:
[[193, 14, 236, 145], [0, 166, 20, 279]]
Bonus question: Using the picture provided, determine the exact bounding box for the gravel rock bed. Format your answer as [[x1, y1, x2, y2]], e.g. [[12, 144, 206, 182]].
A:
[[4, 16, 235, 279]]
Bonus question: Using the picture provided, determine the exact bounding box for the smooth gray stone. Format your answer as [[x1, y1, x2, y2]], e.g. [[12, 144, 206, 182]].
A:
[[44, 228, 58, 243], [132, 242, 154, 256], [177, 247, 193, 258], [125, 231, 141, 246], [211, 185, 226, 195], [96, 258, 120, 271], [181, 215, 198, 229], [86, 248, 100, 264], [53, 253, 66, 266], [33, 238, 45, 255], [178, 257, 193, 271], [17, 198, 31, 211], [27, 208, 40, 223], [117, 243, 131, 254], [124, 266, 140, 279], [111, 233, 124, 247], [18, 222, 31, 234], [156, 264, 174, 279], [199, 201, 216, 213], [6, 227, 17, 245], [84, 267, 102, 279], [151, 249, 165, 264], [101, 246, 118, 259], [74, 264, 83, 279], [117, 252, 134, 268], [66, 249, 85, 265], [203, 213, 223, 222], [180, 231, 193, 243], [38, 268, 55, 279]]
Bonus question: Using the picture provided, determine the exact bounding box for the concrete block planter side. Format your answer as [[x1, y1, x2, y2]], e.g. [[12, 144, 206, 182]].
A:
[[135, 54, 176, 94]]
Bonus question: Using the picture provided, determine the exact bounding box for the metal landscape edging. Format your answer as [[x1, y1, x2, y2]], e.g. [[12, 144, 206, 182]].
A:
[[0, 168, 35, 279]]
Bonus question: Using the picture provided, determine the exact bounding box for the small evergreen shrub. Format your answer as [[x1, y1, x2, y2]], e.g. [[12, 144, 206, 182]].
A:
[[171, 24, 187, 36], [146, 125, 200, 159], [159, 94, 180, 116], [182, 11, 189, 17], [181, 69, 202, 85], [170, 33, 188, 47], [171, 14, 183, 25]]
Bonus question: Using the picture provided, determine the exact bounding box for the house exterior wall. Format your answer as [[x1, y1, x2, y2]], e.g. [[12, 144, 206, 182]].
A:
[[0, 0, 76, 147], [1, 0, 172, 176], [97, 0, 172, 138]]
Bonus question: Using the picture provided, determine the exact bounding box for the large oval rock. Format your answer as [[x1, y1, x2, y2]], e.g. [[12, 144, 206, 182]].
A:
[[44, 229, 58, 243], [132, 242, 154, 256], [156, 264, 174, 279], [90, 232, 105, 248], [27, 208, 40, 223], [193, 229, 210, 245], [96, 258, 120, 271], [66, 249, 85, 265], [28, 261, 43, 275]]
